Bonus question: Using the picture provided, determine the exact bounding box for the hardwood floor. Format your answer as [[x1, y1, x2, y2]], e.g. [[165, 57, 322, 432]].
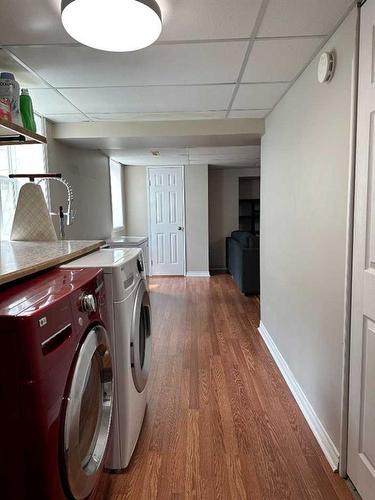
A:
[[93, 275, 352, 500]]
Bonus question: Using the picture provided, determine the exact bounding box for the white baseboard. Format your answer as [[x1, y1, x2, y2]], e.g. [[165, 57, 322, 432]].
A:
[[258, 321, 340, 471], [186, 271, 210, 277]]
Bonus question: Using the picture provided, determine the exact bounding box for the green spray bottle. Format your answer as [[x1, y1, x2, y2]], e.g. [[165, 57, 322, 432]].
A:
[[20, 89, 37, 132]]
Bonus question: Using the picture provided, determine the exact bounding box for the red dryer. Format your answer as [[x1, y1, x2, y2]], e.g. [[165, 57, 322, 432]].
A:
[[0, 267, 113, 500]]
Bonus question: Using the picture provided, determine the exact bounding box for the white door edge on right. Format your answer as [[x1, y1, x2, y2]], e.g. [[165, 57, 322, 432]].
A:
[[348, 1, 375, 498]]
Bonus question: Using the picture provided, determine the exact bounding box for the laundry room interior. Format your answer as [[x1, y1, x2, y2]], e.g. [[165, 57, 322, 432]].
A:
[[0, 1, 374, 499]]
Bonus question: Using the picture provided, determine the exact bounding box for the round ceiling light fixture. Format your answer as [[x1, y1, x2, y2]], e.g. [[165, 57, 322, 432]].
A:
[[61, 0, 162, 52]]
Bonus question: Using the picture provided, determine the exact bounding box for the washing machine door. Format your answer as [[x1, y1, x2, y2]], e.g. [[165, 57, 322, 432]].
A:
[[131, 279, 152, 393], [63, 325, 113, 500]]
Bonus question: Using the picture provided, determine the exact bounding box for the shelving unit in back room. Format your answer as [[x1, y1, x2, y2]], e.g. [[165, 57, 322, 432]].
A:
[[239, 198, 260, 234]]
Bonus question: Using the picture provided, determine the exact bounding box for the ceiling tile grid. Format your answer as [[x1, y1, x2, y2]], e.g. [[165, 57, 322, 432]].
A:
[[228, 109, 270, 119], [0, 0, 355, 122], [233, 82, 290, 110], [28, 88, 80, 115], [58, 85, 235, 114], [7, 42, 248, 87], [86, 111, 227, 122], [258, 0, 354, 37], [106, 145, 261, 168], [44, 113, 89, 123], [157, 0, 264, 41], [241, 37, 326, 83]]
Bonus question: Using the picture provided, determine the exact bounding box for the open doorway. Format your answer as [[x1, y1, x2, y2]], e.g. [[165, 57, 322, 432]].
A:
[[208, 167, 260, 295]]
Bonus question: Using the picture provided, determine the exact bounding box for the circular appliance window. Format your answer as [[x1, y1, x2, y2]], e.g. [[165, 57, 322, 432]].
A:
[[131, 280, 152, 393], [63, 325, 113, 500]]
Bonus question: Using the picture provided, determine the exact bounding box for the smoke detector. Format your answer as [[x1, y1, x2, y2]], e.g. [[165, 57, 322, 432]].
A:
[[317, 51, 336, 83]]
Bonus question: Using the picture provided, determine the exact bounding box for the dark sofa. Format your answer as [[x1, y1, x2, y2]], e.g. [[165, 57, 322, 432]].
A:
[[226, 231, 260, 295]]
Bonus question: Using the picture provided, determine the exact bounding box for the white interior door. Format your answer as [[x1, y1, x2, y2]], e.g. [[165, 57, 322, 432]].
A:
[[148, 167, 185, 275], [348, 2, 375, 498]]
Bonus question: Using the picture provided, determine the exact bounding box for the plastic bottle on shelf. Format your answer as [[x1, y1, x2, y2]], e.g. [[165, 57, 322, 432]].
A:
[[0, 72, 21, 125], [20, 89, 37, 132], [0, 97, 11, 121]]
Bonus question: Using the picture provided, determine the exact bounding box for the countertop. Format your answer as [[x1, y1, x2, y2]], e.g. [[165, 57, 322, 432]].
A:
[[0, 240, 103, 286]]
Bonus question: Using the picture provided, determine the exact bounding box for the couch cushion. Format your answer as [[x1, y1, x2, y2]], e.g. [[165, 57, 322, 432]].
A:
[[231, 230, 251, 248]]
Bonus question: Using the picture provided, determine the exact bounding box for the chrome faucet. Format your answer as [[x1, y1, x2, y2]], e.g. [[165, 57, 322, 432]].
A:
[[37, 176, 76, 238], [9, 173, 76, 240], [8, 173, 76, 240]]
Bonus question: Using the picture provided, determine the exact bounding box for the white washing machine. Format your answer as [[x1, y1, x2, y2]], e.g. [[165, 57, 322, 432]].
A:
[[106, 236, 150, 276], [61, 248, 152, 471]]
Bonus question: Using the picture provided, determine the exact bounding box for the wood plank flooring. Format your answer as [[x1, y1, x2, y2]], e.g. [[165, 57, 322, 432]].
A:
[[93, 275, 352, 500]]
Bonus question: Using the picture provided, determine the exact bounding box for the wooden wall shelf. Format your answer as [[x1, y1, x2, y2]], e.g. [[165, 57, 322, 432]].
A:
[[0, 117, 47, 146]]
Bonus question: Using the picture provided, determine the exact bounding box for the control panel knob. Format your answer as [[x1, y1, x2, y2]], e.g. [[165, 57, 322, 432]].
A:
[[79, 293, 97, 313]]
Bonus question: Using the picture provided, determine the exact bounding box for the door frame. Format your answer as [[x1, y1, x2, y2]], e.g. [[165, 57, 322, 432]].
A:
[[146, 166, 186, 277], [339, 4, 361, 477]]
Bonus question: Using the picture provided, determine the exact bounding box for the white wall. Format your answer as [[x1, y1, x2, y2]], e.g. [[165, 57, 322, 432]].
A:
[[123, 166, 148, 236], [260, 7, 357, 456], [208, 167, 260, 270], [47, 122, 114, 240], [185, 165, 209, 274]]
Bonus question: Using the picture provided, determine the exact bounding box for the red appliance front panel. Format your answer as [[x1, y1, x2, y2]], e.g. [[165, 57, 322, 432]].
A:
[[0, 267, 106, 500]]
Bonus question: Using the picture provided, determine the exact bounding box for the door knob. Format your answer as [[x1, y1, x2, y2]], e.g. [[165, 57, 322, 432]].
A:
[[177, 226, 184, 231]]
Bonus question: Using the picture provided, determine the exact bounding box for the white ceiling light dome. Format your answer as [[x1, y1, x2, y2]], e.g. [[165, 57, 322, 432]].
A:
[[61, 0, 162, 52]]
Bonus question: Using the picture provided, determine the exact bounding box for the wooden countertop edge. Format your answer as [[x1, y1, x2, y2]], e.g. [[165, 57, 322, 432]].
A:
[[0, 241, 104, 286]]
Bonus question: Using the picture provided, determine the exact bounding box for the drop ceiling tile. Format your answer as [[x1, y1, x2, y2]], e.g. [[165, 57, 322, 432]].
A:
[[59, 85, 234, 113], [46, 114, 89, 123], [108, 147, 189, 166], [189, 146, 260, 165], [158, 0, 262, 41], [233, 83, 290, 109], [8, 42, 247, 87], [0, 49, 48, 88], [258, 0, 353, 37], [28, 89, 79, 115], [229, 109, 270, 118], [243, 37, 325, 83], [87, 111, 226, 121], [0, 1, 73, 45]]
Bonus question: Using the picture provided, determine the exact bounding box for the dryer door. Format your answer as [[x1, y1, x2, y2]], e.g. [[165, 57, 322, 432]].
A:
[[131, 280, 152, 393], [63, 325, 113, 500]]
